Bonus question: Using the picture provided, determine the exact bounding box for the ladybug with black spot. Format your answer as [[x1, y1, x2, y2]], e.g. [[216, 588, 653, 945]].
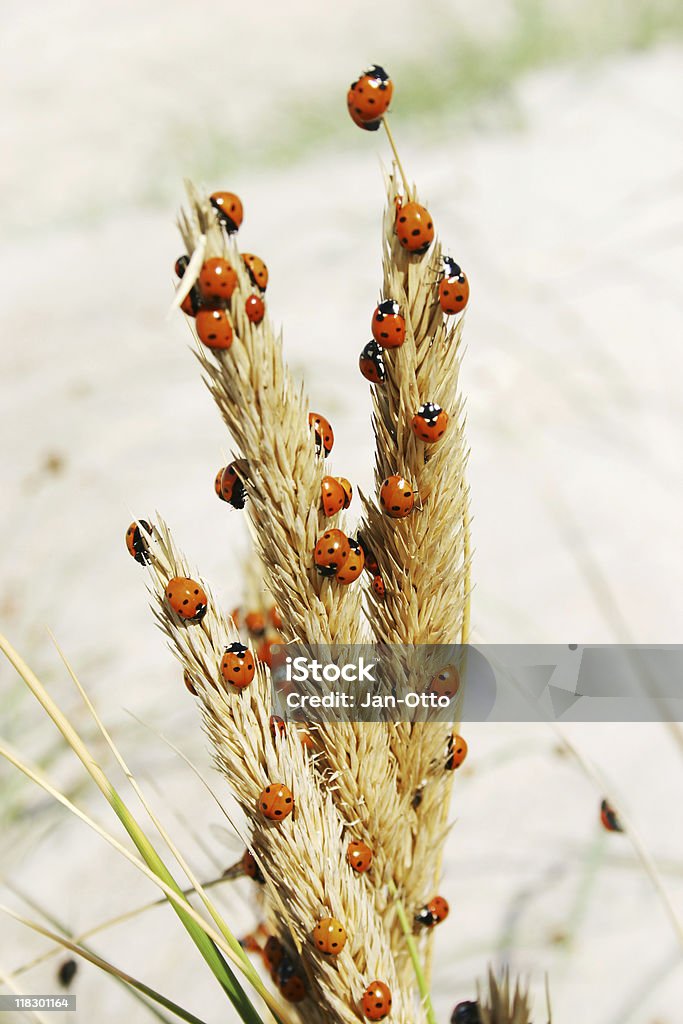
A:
[[336, 537, 365, 585], [175, 255, 203, 318], [308, 412, 334, 457], [412, 402, 449, 443], [125, 520, 153, 565], [312, 917, 347, 956], [415, 895, 449, 928], [451, 1001, 482, 1024], [240, 849, 265, 883], [263, 936, 284, 974], [358, 534, 379, 575], [395, 197, 434, 255], [196, 308, 234, 350], [439, 257, 470, 315], [361, 980, 392, 1021], [210, 191, 243, 233], [359, 340, 386, 383], [371, 575, 385, 599], [429, 664, 460, 699], [242, 254, 268, 291], [218, 463, 246, 509], [371, 299, 406, 349], [275, 957, 307, 1003], [379, 475, 415, 518], [166, 577, 208, 623], [259, 782, 294, 821], [347, 65, 393, 129], [199, 257, 238, 303], [220, 642, 255, 690], [600, 798, 623, 833], [245, 294, 265, 324], [445, 734, 468, 770], [314, 529, 350, 578]]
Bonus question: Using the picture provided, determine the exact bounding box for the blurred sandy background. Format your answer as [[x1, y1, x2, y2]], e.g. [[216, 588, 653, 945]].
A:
[[1, 2, 683, 1022]]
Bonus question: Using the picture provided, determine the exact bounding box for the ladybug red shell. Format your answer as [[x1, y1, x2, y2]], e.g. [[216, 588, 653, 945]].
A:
[[220, 642, 255, 690], [347, 839, 373, 873], [600, 799, 623, 833], [241, 849, 265, 883], [199, 257, 237, 302], [196, 308, 234, 349], [359, 340, 386, 383], [180, 286, 203, 318], [439, 257, 470, 315], [429, 664, 460, 699], [416, 896, 449, 927], [312, 917, 347, 956], [347, 97, 381, 132], [321, 476, 347, 517], [245, 294, 265, 324], [314, 529, 350, 578], [269, 605, 283, 629], [125, 520, 152, 565], [361, 980, 393, 1021], [395, 199, 434, 255], [259, 782, 294, 821], [336, 537, 365, 585], [219, 463, 246, 509], [358, 535, 379, 575], [166, 577, 208, 622], [262, 936, 284, 973], [371, 299, 406, 349], [242, 253, 268, 291], [275, 958, 307, 1002], [347, 65, 393, 124], [244, 611, 266, 636], [379, 475, 415, 518], [446, 734, 468, 771], [210, 191, 243, 233], [412, 402, 449, 443], [308, 412, 334, 457], [270, 715, 287, 740], [371, 575, 385, 598]]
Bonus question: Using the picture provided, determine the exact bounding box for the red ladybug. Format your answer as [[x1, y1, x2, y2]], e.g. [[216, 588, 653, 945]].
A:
[[371, 300, 406, 349], [245, 294, 265, 324], [262, 936, 284, 974], [361, 980, 392, 1021], [183, 670, 197, 695], [275, 958, 307, 1003], [199, 257, 237, 302], [314, 529, 351, 577], [371, 575, 385, 599], [259, 783, 294, 821], [270, 715, 287, 740], [180, 287, 203, 317], [216, 463, 246, 508], [445, 734, 468, 771], [347, 839, 373, 873], [321, 476, 347, 517], [239, 933, 261, 954], [312, 917, 347, 956], [358, 535, 379, 575], [166, 577, 208, 622], [439, 257, 470, 315], [600, 799, 623, 833], [308, 412, 334, 457], [196, 308, 234, 350], [241, 849, 265, 883], [347, 65, 393, 126], [242, 253, 268, 291], [395, 199, 434, 255], [125, 520, 152, 565], [220, 642, 255, 690], [411, 402, 449, 443], [175, 255, 190, 278], [210, 191, 243, 233], [416, 896, 449, 927], [347, 98, 382, 132], [429, 665, 460, 699], [338, 477, 353, 507], [336, 537, 365, 585], [244, 611, 266, 636], [359, 340, 386, 383], [379, 475, 415, 518]]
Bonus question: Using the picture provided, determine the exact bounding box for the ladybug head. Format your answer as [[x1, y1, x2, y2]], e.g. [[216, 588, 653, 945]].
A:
[[377, 299, 400, 317], [227, 642, 248, 656], [443, 257, 463, 281], [366, 64, 390, 85]]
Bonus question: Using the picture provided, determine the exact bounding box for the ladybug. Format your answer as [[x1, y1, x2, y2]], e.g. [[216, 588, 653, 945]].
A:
[[57, 959, 77, 989], [338, 477, 353, 507], [347, 92, 382, 132], [262, 936, 284, 974], [257, 637, 277, 667], [361, 980, 392, 1021], [183, 670, 197, 696], [445, 734, 468, 771], [412, 402, 449, 443], [314, 529, 350, 578], [230, 606, 241, 629], [258, 782, 294, 821], [379, 475, 415, 518], [416, 896, 449, 928], [210, 191, 243, 233], [241, 849, 265, 884], [439, 258, 470, 315], [321, 476, 347, 517], [220, 642, 255, 690], [347, 65, 393, 125], [240, 933, 262, 954], [451, 1001, 482, 1024], [308, 412, 334, 457], [244, 611, 266, 636], [242, 253, 268, 291], [166, 577, 208, 622], [219, 463, 246, 509], [180, 286, 203, 317], [275, 958, 307, 1003], [198, 257, 237, 302], [269, 605, 283, 630], [336, 537, 365, 585], [359, 340, 386, 383], [174, 255, 190, 278], [357, 535, 379, 575], [395, 199, 434, 255], [371, 575, 385, 599], [371, 299, 406, 349], [347, 839, 373, 873], [270, 715, 286, 739], [429, 664, 460, 699], [196, 308, 234, 350], [312, 917, 347, 956], [600, 798, 623, 833], [125, 520, 152, 565], [245, 294, 265, 324], [299, 727, 315, 751]]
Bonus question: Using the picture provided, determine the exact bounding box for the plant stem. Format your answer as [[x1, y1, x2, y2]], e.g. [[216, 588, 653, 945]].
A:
[[388, 881, 437, 1024]]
